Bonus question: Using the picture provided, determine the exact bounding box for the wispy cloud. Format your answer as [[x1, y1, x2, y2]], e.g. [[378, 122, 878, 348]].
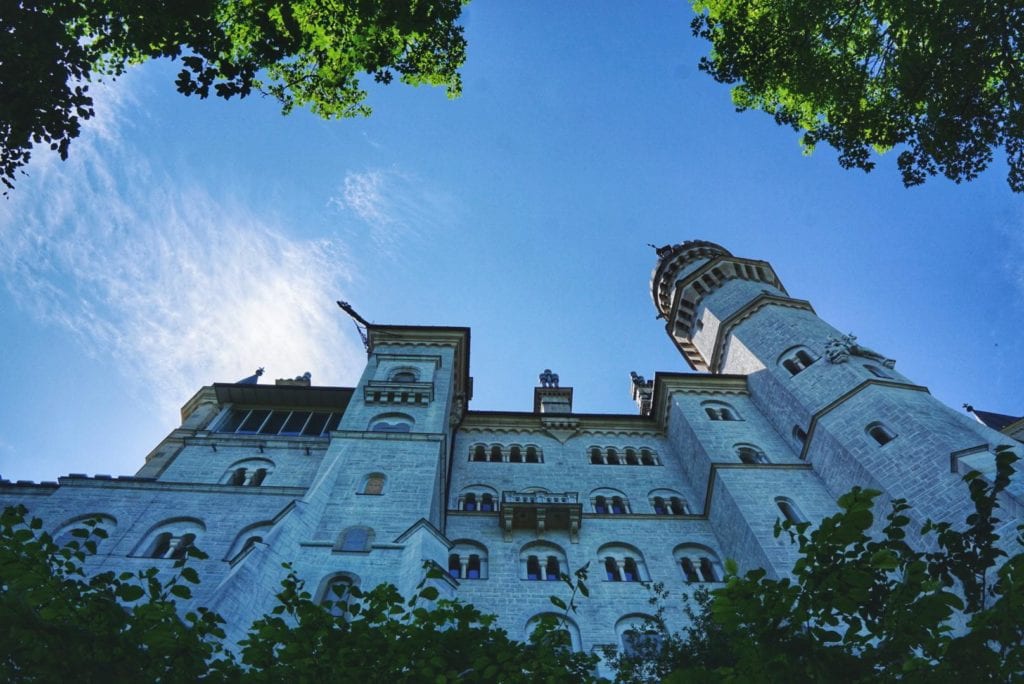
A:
[[329, 167, 460, 254], [0, 74, 365, 418]]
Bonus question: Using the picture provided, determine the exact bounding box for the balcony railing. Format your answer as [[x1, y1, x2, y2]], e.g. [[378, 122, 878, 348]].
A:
[[500, 490, 582, 542]]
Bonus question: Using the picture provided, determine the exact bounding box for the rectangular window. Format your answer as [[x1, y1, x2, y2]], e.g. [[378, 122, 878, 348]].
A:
[[280, 411, 311, 435], [303, 412, 330, 436], [219, 409, 248, 433], [259, 411, 289, 435], [238, 409, 271, 433]]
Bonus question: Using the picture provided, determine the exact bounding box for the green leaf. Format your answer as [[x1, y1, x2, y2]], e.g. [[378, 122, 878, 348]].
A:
[[549, 596, 567, 610]]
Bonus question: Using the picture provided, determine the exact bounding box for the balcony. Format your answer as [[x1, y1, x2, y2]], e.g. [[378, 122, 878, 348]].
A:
[[363, 380, 434, 406], [500, 490, 582, 542]]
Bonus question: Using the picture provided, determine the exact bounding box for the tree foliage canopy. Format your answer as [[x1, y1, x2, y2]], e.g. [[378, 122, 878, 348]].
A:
[[692, 1, 1024, 191], [609, 445, 1024, 683], [0, 0, 467, 192]]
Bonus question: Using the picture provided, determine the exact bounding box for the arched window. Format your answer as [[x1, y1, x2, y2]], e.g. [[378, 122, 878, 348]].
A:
[[866, 421, 896, 446], [389, 368, 418, 383], [458, 485, 498, 512], [369, 413, 414, 433], [736, 444, 769, 465], [134, 518, 204, 559], [606, 448, 620, 465], [674, 544, 723, 583], [52, 514, 117, 550], [222, 458, 275, 486], [525, 614, 581, 652], [525, 446, 541, 463], [471, 445, 486, 462], [702, 401, 741, 421], [362, 473, 385, 495], [317, 573, 360, 617], [590, 447, 603, 464], [509, 446, 523, 463], [793, 425, 808, 444], [225, 522, 272, 562], [778, 346, 817, 376], [336, 526, 373, 552], [865, 364, 892, 379], [521, 541, 567, 581], [649, 489, 689, 515], [640, 449, 658, 465], [591, 488, 630, 514], [449, 540, 488, 579], [624, 448, 639, 465], [776, 497, 807, 524], [489, 445, 503, 462], [616, 615, 664, 659], [598, 543, 647, 582]]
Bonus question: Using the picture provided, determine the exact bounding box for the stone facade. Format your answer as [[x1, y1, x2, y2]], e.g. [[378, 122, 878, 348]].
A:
[[2, 240, 1020, 657]]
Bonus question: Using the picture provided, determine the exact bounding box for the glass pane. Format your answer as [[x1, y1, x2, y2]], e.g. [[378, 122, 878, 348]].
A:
[[238, 409, 270, 433], [303, 412, 330, 436], [281, 411, 311, 435], [219, 409, 248, 433], [260, 410, 288, 434], [323, 412, 343, 433]]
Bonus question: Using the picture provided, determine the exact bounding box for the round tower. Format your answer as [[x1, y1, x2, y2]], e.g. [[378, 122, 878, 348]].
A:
[[650, 240, 1019, 548]]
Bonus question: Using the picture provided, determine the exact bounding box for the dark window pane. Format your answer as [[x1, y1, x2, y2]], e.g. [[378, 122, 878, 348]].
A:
[[303, 412, 330, 436], [260, 411, 288, 434], [220, 409, 248, 433], [281, 411, 311, 435], [238, 410, 270, 433]]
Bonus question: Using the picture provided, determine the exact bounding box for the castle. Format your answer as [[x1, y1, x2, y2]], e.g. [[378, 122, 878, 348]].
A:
[[3, 240, 1021, 655]]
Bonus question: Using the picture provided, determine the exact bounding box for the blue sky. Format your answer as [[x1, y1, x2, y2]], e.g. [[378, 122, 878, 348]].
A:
[[1, 2, 1021, 482]]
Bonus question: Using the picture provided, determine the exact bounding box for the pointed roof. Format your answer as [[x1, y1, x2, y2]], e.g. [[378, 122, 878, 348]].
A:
[[237, 367, 265, 385], [964, 404, 1022, 431]]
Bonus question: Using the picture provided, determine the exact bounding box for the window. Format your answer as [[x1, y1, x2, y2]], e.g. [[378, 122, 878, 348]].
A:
[[736, 444, 769, 465], [866, 421, 896, 446], [591, 489, 630, 514], [337, 527, 373, 552], [525, 614, 581, 652], [865, 364, 892, 379], [52, 514, 117, 551], [218, 408, 342, 436], [449, 541, 487, 579], [369, 413, 414, 433], [480, 493, 495, 512], [463, 493, 478, 511], [616, 615, 664, 659], [470, 443, 541, 463], [509, 446, 523, 463], [606, 448, 620, 465], [149, 532, 195, 559], [471, 445, 486, 461], [318, 573, 360, 617], [389, 369, 418, 383], [225, 522, 272, 562], [793, 425, 808, 445], [363, 473, 385, 495], [776, 497, 807, 524], [640, 449, 658, 465], [222, 458, 275, 486], [521, 541, 567, 581], [650, 490, 689, 515], [779, 346, 817, 376], [490, 445, 503, 462], [590, 447, 603, 464], [134, 518, 204, 559], [674, 544, 722, 583], [624, 448, 639, 465], [702, 401, 741, 421], [598, 543, 647, 582], [526, 446, 541, 463], [458, 486, 498, 512]]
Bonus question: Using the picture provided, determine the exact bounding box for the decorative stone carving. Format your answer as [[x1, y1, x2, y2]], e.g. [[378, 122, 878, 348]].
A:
[[538, 369, 560, 388], [824, 334, 895, 368]]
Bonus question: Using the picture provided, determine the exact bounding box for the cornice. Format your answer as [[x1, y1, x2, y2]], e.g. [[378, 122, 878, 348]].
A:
[[801, 379, 930, 460], [708, 294, 815, 373]]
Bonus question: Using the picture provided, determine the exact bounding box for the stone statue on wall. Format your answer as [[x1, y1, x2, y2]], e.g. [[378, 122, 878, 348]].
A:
[[824, 333, 895, 368]]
